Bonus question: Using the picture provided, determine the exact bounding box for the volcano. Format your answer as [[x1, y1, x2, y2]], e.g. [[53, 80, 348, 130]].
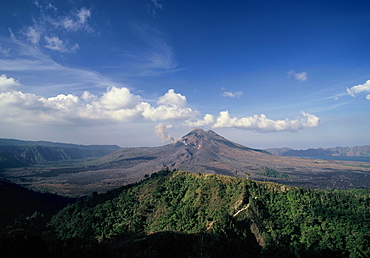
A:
[[9, 129, 370, 196], [95, 129, 271, 177]]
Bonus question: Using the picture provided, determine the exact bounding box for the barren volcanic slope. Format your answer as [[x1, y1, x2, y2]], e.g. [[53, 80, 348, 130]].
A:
[[3, 129, 370, 196]]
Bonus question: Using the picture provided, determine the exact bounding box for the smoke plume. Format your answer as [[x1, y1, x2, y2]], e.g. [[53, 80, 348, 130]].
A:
[[155, 123, 175, 143]]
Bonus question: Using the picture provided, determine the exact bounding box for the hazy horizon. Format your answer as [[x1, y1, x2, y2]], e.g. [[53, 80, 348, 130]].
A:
[[1, 128, 369, 151]]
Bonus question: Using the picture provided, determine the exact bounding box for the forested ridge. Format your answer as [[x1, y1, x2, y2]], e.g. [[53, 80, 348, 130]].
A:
[[1, 169, 369, 257]]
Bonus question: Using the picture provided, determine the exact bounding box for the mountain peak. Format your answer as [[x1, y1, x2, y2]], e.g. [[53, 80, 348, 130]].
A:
[[180, 129, 231, 150], [187, 128, 205, 135], [178, 128, 266, 155], [177, 129, 213, 149], [185, 129, 218, 138]]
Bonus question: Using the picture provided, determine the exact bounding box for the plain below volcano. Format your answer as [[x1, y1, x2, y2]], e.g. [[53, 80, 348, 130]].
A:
[[2, 129, 370, 196]]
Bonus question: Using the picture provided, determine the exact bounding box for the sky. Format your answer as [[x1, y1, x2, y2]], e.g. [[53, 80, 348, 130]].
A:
[[0, 0, 369, 149]]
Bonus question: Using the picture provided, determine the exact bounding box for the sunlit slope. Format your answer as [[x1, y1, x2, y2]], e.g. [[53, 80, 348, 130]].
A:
[[50, 170, 369, 257]]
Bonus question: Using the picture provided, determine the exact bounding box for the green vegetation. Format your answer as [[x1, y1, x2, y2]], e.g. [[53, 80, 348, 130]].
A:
[[48, 169, 369, 257], [51, 169, 251, 238], [1, 169, 369, 257]]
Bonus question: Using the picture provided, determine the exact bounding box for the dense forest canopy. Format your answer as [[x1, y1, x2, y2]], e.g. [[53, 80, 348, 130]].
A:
[[45, 169, 369, 257]]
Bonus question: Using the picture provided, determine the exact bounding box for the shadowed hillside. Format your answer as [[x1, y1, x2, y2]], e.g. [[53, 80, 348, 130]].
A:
[[0, 138, 121, 169], [0, 178, 75, 226]]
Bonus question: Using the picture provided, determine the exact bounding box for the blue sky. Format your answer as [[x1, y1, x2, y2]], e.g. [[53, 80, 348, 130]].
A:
[[0, 0, 369, 149]]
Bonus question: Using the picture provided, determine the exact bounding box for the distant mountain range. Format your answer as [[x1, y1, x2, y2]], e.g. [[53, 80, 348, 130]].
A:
[[1, 129, 369, 196], [266, 145, 370, 157], [0, 138, 121, 168]]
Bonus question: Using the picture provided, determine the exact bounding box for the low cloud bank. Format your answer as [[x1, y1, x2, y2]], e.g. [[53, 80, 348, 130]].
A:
[[185, 111, 320, 133], [0, 75, 198, 125], [0, 74, 321, 138]]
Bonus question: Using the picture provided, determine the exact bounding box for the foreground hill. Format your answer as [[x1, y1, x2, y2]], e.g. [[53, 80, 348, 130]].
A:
[[2, 129, 370, 197], [266, 145, 370, 157], [0, 138, 120, 168], [41, 170, 369, 257]]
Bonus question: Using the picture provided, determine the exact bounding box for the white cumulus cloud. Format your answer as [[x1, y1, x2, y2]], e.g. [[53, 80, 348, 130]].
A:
[[40, 94, 79, 110], [96, 86, 141, 110], [212, 111, 319, 133], [141, 102, 199, 121], [0, 74, 21, 92], [183, 108, 320, 133], [81, 91, 98, 102], [185, 114, 215, 127], [0, 75, 321, 135], [0, 78, 199, 126], [157, 89, 187, 107], [347, 80, 370, 100]]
